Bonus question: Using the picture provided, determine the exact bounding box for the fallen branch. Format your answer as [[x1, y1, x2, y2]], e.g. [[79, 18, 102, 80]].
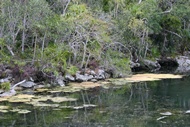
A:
[[12, 80, 26, 89], [0, 80, 26, 97]]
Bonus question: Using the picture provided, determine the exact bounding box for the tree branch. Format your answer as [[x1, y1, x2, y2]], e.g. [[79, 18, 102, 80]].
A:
[[165, 29, 182, 39], [12, 80, 26, 89], [6, 45, 15, 56], [62, 0, 70, 16], [138, 0, 142, 4]]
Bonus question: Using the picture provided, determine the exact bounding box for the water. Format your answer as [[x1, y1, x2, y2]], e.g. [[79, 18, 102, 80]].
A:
[[1, 76, 190, 127]]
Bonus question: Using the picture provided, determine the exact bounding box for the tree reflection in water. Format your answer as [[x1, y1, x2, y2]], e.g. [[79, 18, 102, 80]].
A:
[[2, 77, 190, 127]]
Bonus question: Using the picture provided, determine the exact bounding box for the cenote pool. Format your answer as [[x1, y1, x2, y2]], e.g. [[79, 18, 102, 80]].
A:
[[1, 74, 190, 127]]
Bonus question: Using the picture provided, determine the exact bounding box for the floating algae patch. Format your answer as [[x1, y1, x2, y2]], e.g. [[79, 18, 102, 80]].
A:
[[0, 110, 8, 113], [10, 108, 31, 114], [28, 102, 59, 107], [17, 109, 31, 114], [48, 86, 82, 93], [0, 97, 9, 102], [35, 88, 49, 93], [8, 94, 35, 103], [12, 94, 35, 99], [31, 95, 52, 102], [24, 95, 77, 107], [109, 73, 183, 84], [69, 82, 102, 89], [0, 106, 9, 112], [131, 73, 183, 80], [49, 97, 77, 103], [0, 106, 9, 110]]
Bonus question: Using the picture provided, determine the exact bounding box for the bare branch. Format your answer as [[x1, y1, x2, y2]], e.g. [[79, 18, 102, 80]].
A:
[[138, 0, 142, 4], [6, 45, 15, 56], [12, 80, 26, 89], [62, 0, 70, 16], [165, 29, 182, 39]]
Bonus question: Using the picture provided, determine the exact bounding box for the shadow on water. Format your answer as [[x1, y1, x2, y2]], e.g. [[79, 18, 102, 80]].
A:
[[1, 76, 190, 127]]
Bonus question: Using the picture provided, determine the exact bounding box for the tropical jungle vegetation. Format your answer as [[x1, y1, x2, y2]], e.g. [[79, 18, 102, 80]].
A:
[[0, 0, 190, 82]]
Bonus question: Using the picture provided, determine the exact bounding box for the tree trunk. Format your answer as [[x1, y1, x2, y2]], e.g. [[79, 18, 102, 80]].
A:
[[32, 35, 38, 64], [81, 41, 87, 68], [22, 13, 27, 53], [41, 31, 46, 60]]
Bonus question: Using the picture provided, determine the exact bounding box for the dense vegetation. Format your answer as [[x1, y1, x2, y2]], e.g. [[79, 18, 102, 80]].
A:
[[0, 0, 190, 80]]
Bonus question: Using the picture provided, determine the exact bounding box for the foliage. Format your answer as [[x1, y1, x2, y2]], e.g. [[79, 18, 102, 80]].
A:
[[0, 82, 10, 91], [103, 49, 130, 76], [43, 43, 72, 76], [67, 65, 79, 75]]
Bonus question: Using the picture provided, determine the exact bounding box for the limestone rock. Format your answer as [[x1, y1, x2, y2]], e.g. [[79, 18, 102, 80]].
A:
[[56, 75, 65, 87], [175, 56, 190, 73], [65, 74, 75, 81], [95, 69, 105, 80], [20, 81, 36, 88], [76, 73, 93, 81]]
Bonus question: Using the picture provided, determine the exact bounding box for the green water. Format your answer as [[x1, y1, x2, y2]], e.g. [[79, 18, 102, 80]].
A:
[[1, 76, 190, 127]]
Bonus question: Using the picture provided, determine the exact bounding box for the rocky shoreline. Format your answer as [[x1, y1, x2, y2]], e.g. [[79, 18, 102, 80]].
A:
[[0, 55, 190, 96]]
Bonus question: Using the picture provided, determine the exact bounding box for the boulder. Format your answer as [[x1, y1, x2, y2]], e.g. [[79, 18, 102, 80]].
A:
[[20, 81, 36, 88], [143, 59, 161, 72], [176, 56, 190, 67], [130, 59, 160, 72], [175, 56, 190, 73], [56, 75, 65, 86], [0, 77, 11, 83], [65, 74, 75, 81], [95, 69, 105, 80], [76, 73, 93, 82], [129, 61, 140, 68]]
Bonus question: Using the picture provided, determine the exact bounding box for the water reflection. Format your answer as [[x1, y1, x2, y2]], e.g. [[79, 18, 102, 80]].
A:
[[1, 77, 190, 126]]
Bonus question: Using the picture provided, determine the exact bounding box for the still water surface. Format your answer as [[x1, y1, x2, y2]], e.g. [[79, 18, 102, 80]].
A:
[[1, 76, 190, 127]]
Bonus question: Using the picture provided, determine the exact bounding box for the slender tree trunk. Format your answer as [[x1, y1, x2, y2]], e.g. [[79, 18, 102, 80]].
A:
[[6, 45, 15, 56], [138, 0, 142, 4], [22, 13, 27, 53], [84, 53, 90, 71], [32, 35, 38, 64], [81, 43, 87, 68], [41, 31, 46, 60]]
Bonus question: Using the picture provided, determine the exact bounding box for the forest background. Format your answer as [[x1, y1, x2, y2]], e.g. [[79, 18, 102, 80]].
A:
[[0, 0, 190, 84]]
